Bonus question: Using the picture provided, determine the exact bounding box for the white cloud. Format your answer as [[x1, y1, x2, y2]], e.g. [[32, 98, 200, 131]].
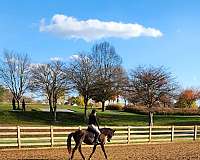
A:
[[69, 54, 80, 60], [50, 57, 63, 61], [39, 14, 163, 41]]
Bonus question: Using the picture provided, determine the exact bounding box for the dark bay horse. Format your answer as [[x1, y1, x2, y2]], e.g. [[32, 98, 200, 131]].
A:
[[67, 128, 115, 160]]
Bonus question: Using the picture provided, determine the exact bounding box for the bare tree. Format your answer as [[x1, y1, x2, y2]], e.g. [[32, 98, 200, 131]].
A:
[[30, 63, 53, 112], [0, 85, 12, 103], [128, 66, 177, 126], [159, 94, 174, 107], [0, 85, 6, 102], [67, 54, 95, 119], [30, 60, 69, 122], [0, 50, 30, 109], [91, 78, 115, 111], [119, 73, 130, 106], [91, 42, 123, 111]]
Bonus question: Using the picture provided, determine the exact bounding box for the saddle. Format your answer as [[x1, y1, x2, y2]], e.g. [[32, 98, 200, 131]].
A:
[[86, 127, 107, 144], [87, 126, 96, 134]]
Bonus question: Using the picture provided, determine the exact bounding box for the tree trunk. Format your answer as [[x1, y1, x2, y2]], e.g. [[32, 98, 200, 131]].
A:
[[148, 111, 153, 126], [84, 97, 88, 122], [84, 104, 87, 122], [53, 94, 57, 123], [117, 96, 119, 103], [12, 98, 16, 110], [53, 106, 57, 122], [48, 99, 53, 113], [102, 101, 105, 112], [124, 98, 127, 106], [17, 99, 20, 110]]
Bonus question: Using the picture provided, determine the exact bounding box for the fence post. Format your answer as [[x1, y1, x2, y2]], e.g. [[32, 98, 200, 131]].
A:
[[194, 125, 197, 141], [171, 125, 174, 142], [50, 125, 54, 147], [149, 125, 152, 142], [79, 126, 82, 130], [127, 126, 131, 144], [17, 126, 21, 149]]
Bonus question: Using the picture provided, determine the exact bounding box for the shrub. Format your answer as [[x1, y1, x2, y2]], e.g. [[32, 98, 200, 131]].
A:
[[172, 108, 200, 115], [124, 104, 200, 115], [106, 104, 123, 111], [123, 105, 148, 114]]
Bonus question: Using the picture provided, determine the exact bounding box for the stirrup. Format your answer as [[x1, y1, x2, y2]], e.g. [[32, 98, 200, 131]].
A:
[[93, 142, 100, 145], [93, 140, 100, 145]]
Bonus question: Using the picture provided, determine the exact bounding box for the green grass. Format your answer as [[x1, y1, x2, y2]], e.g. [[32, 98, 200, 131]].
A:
[[0, 103, 200, 126]]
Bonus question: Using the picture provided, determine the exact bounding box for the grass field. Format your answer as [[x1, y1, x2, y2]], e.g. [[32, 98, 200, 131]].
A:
[[0, 103, 200, 126]]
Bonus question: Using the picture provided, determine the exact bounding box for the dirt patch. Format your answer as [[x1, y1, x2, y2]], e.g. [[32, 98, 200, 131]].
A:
[[1, 142, 200, 160]]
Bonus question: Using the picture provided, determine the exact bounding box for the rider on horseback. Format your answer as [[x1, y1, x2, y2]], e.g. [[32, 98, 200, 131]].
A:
[[88, 109, 101, 144]]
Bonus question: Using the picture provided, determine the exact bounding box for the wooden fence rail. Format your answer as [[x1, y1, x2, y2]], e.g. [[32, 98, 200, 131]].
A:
[[0, 125, 199, 149]]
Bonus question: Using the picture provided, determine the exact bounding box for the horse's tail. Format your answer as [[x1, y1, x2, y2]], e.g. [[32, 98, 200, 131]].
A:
[[67, 132, 74, 154]]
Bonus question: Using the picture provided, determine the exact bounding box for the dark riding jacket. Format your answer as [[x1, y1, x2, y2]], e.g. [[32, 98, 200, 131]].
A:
[[88, 114, 99, 128]]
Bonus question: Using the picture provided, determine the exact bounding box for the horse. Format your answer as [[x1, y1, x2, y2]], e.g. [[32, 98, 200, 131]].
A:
[[67, 128, 115, 160]]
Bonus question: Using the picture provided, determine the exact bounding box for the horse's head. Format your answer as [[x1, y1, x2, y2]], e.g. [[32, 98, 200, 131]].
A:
[[107, 129, 115, 142], [100, 128, 116, 142]]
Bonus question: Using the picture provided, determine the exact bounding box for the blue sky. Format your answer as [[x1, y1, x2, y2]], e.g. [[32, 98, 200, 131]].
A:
[[0, 0, 200, 88]]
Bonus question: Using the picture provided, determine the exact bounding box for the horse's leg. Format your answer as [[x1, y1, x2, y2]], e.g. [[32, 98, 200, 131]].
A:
[[78, 145, 85, 160], [70, 144, 79, 160], [88, 144, 97, 160], [100, 144, 108, 160], [71, 134, 85, 160]]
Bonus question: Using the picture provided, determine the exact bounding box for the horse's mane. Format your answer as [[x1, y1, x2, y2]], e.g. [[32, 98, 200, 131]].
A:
[[100, 128, 114, 134]]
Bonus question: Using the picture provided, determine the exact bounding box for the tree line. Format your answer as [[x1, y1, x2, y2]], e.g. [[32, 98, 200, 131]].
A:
[[0, 42, 200, 124]]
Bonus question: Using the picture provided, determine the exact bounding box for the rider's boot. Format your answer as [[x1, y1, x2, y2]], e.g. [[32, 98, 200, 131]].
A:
[[93, 134, 100, 145]]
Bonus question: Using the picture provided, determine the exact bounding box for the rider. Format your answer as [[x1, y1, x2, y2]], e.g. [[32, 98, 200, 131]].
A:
[[88, 109, 101, 144]]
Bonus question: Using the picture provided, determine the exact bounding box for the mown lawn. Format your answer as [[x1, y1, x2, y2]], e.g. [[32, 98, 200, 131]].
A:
[[0, 103, 200, 126]]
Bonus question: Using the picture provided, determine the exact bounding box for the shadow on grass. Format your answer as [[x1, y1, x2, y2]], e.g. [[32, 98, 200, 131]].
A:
[[154, 115, 200, 126], [171, 121, 200, 126], [98, 113, 148, 126], [0, 110, 86, 126], [0, 110, 149, 126], [1, 109, 200, 126]]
